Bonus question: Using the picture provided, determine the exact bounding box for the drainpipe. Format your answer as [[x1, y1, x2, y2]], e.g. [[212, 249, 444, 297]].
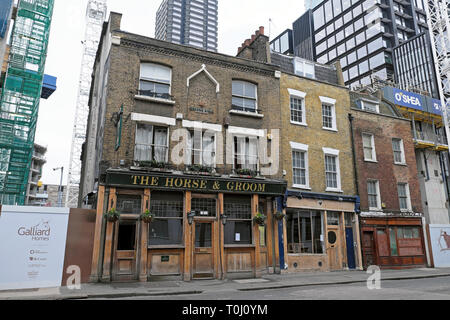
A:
[[348, 113, 360, 196], [276, 196, 285, 273]]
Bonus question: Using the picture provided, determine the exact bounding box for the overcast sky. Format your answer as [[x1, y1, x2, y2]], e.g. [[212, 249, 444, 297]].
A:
[[35, 0, 306, 185]]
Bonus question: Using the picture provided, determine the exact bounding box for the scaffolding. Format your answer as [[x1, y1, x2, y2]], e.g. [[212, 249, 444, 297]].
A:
[[0, 0, 54, 205], [65, 0, 107, 208]]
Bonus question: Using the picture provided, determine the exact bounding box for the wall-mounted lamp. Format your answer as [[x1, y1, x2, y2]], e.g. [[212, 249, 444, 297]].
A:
[[221, 214, 228, 225], [188, 211, 196, 225]]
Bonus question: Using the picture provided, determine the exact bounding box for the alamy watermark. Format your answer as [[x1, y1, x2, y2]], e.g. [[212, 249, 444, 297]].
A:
[[367, 265, 381, 290]]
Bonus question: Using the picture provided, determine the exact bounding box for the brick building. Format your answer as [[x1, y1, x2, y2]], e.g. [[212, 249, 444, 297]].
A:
[[273, 55, 362, 272], [350, 91, 428, 269], [82, 13, 287, 283]]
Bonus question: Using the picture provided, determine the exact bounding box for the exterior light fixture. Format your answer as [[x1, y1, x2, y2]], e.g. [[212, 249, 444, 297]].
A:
[[221, 214, 228, 225], [188, 211, 196, 225]]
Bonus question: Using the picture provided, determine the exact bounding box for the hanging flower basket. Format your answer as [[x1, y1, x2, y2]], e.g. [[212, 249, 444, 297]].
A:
[[104, 208, 120, 222], [140, 210, 155, 224], [253, 213, 266, 226], [273, 211, 286, 221]]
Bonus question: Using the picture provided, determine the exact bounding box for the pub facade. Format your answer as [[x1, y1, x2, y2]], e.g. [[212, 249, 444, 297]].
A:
[[82, 13, 287, 282]]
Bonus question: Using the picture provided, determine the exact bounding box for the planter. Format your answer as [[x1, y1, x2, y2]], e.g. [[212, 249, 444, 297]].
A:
[[140, 211, 155, 224], [273, 211, 286, 221], [104, 209, 120, 222], [253, 214, 266, 226]]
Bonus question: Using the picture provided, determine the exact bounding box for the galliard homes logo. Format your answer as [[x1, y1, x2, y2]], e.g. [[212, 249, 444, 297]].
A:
[[17, 219, 51, 241], [440, 230, 450, 252]]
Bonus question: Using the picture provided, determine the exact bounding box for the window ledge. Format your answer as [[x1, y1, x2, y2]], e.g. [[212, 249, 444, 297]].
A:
[[325, 188, 343, 193], [229, 109, 264, 118], [292, 184, 311, 190], [148, 245, 185, 249], [224, 244, 256, 248], [288, 253, 327, 257], [322, 127, 338, 132], [364, 159, 378, 163], [135, 95, 176, 105], [394, 162, 407, 166], [290, 121, 308, 127], [369, 208, 383, 212]]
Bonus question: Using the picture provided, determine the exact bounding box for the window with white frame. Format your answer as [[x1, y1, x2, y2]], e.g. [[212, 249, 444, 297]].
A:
[[367, 180, 381, 210], [397, 183, 411, 211], [233, 136, 258, 171], [360, 100, 380, 113], [289, 89, 307, 126], [294, 58, 315, 78], [323, 148, 341, 192], [186, 129, 216, 167], [291, 142, 309, 189], [139, 63, 172, 98], [392, 138, 406, 164], [321, 97, 337, 131], [232, 80, 258, 113], [134, 123, 169, 163], [362, 133, 377, 161]]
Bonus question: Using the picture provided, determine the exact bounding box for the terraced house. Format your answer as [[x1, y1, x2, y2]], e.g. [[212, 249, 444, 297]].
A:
[[238, 39, 362, 272], [81, 13, 287, 283]]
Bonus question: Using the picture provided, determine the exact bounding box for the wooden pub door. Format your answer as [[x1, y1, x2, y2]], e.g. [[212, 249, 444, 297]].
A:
[[112, 219, 139, 281]]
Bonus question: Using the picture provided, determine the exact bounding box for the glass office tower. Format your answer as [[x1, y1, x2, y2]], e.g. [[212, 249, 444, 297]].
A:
[[155, 0, 218, 52], [273, 0, 437, 94]]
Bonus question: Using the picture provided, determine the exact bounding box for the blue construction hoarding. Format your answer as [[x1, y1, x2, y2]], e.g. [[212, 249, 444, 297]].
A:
[[0, 0, 13, 39]]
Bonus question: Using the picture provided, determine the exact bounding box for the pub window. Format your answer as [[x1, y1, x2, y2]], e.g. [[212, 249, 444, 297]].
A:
[[135, 124, 168, 163], [139, 62, 172, 98], [186, 130, 216, 168], [191, 197, 217, 217], [233, 136, 258, 172], [287, 210, 323, 254], [224, 195, 252, 245], [149, 192, 184, 246], [258, 201, 267, 247], [116, 194, 142, 214]]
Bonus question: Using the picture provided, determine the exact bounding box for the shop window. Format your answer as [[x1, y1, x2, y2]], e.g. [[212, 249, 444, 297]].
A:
[[149, 192, 184, 246], [389, 227, 398, 256], [192, 197, 217, 217], [134, 124, 168, 163], [397, 227, 420, 239], [233, 136, 258, 171], [116, 194, 142, 214], [327, 211, 340, 226], [224, 195, 252, 245], [287, 210, 323, 254], [117, 221, 136, 251]]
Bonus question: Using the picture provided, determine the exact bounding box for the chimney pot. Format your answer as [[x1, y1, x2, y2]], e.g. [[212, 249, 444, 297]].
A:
[[251, 34, 256, 41], [259, 26, 265, 35]]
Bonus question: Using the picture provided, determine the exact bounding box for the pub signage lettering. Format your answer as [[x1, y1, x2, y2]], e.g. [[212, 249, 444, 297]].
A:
[[105, 172, 286, 195]]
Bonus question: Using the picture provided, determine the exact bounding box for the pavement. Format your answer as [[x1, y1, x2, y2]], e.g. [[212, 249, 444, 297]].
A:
[[1, 267, 450, 300]]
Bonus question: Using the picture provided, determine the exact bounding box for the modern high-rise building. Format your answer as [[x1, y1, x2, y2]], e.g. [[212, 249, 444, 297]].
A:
[[272, 0, 438, 95], [155, 0, 218, 52]]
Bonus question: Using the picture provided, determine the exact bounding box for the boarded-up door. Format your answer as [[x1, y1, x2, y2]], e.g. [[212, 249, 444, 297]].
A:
[[327, 226, 342, 270], [362, 231, 376, 269]]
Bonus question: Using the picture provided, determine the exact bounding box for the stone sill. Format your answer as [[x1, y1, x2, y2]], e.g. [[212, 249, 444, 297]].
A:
[[135, 95, 176, 105], [229, 109, 264, 118]]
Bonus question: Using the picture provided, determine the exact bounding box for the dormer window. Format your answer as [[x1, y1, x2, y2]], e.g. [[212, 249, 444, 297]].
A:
[[139, 63, 172, 99], [360, 99, 380, 113], [293, 58, 315, 79]]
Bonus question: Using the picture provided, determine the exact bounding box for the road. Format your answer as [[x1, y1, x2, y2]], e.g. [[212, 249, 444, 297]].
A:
[[88, 276, 450, 300]]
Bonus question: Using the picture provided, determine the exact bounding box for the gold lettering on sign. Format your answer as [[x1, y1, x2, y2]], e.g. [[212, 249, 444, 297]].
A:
[[151, 177, 159, 186], [141, 176, 150, 186], [165, 177, 174, 188], [132, 176, 139, 185], [200, 180, 207, 189]]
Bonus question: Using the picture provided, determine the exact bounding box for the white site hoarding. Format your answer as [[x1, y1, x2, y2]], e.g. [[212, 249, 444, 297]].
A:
[[0, 206, 70, 290], [429, 224, 450, 268]]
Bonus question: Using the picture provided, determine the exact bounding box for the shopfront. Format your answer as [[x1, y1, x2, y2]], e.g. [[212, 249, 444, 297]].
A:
[[90, 169, 286, 282], [283, 191, 363, 272], [360, 216, 427, 269]]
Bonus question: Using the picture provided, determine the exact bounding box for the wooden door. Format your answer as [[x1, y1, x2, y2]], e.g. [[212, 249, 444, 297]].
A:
[[327, 226, 342, 270], [362, 231, 376, 269], [193, 221, 215, 279], [112, 220, 139, 281]]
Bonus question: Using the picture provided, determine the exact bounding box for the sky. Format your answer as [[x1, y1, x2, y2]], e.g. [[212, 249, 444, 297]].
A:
[[35, 0, 306, 185]]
